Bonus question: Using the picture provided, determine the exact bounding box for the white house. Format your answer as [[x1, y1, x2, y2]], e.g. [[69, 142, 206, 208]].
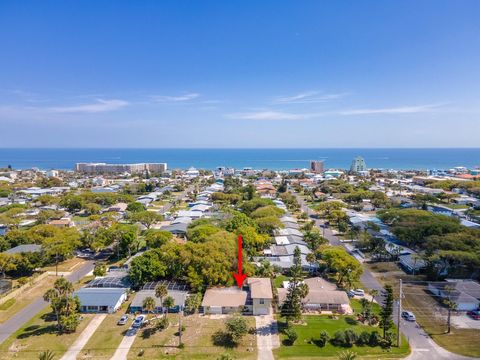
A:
[[75, 287, 128, 313]]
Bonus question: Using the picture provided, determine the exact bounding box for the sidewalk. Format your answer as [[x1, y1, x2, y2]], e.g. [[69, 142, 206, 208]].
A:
[[61, 314, 107, 360]]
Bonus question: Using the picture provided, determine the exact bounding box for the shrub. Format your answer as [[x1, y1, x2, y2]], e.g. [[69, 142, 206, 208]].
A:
[[357, 331, 371, 346], [318, 330, 329, 347], [381, 331, 395, 349], [225, 316, 248, 344], [332, 330, 347, 346], [369, 331, 382, 347], [17, 277, 29, 286], [155, 317, 169, 331], [344, 329, 358, 347], [284, 327, 298, 345]]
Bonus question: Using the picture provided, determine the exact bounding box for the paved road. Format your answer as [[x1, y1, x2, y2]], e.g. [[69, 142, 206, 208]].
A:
[[292, 191, 479, 360], [158, 186, 194, 214], [255, 313, 279, 360], [0, 260, 95, 345], [61, 313, 107, 360]]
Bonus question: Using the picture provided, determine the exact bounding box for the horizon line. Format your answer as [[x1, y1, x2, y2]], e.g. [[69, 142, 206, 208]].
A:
[[1, 147, 480, 150]]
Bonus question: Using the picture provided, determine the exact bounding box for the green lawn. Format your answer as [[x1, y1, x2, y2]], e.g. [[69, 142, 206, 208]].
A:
[[127, 314, 257, 359], [78, 302, 132, 359], [274, 315, 410, 359], [274, 275, 290, 288], [0, 308, 95, 359]]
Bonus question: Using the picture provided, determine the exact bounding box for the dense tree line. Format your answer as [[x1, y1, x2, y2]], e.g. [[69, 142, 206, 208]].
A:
[[377, 208, 480, 279]]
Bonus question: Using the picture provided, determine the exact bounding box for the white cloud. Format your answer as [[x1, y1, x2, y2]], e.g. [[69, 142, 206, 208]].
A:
[[338, 104, 444, 115], [48, 99, 129, 113], [227, 111, 306, 120], [151, 92, 200, 102], [274, 91, 348, 104]]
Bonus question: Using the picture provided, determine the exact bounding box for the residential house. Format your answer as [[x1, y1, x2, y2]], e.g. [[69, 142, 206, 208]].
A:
[[398, 253, 426, 274], [75, 287, 128, 313], [428, 280, 480, 311], [202, 277, 272, 315], [278, 277, 350, 313], [129, 282, 188, 313], [4, 244, 42, 255], [48, 218, 74, 228]]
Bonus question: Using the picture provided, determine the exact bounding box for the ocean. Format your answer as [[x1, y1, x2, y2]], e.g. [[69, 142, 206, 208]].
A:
[[0, 148, 479, 171]]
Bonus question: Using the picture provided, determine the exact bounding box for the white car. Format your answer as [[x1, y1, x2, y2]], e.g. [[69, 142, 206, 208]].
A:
[[132, 315, 146, 328], [402, 311, 416, 321], [349, 289, 365, 297]]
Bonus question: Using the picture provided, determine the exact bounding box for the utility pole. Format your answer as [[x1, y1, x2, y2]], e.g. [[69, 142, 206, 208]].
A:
[[397, 279, 402, 347]]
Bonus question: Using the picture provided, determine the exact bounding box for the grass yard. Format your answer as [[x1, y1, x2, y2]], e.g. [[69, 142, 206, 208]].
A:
[[367, 264, 480, 357], [78, 302, 132, 359], [127, 314, 257, 360], [0, 274, 59, 324], [274, 275, 290, 288], [42, 257, 86, 273], [401, 282, 480, 358], [274, 315, 410, 359], [0, 308, 95, 359]]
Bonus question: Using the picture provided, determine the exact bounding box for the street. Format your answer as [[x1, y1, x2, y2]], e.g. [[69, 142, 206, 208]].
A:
[[0, 260, 95, 345], [292, 191, 477, 360]]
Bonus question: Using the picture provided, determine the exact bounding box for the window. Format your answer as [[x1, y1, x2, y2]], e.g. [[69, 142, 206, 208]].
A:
[[259, 299, 265, 305]]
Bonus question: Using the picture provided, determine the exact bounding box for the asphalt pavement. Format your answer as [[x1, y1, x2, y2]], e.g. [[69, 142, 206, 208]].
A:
[[0, 260, 94, 345]]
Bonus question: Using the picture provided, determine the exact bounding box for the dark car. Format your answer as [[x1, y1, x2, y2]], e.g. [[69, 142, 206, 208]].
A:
[[467, 310, 480, 320]]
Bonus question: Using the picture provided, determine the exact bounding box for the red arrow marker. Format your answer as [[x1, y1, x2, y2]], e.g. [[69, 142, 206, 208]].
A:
[[232, 234, 247, 288]]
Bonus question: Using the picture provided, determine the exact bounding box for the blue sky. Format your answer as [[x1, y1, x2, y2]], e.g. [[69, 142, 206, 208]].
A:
[[0, 0, 479, 148]]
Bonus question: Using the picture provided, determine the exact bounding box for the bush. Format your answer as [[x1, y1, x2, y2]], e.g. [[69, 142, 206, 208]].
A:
[[357, 331, 371, 346], [318, 330, 329, 347], [381, 331, 395, 349], [155, 317, 169, 331], [284, 327, 298, 345], [344, 329, 358, 347], [369, 331, 382, 347], [225, 316, 248, 344], [332, 330, 347, 346], [17, 277, 29, 286]]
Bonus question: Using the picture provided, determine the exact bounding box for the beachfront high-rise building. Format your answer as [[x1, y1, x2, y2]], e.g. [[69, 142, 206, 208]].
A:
[[350, 156, 367, 173], [310, 160, 325, 174], [75, 162, 167, 174]]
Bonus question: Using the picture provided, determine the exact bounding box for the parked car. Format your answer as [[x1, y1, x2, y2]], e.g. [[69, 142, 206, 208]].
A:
[[117, 315, 129, 325], [348, 289, 365, 297], [402, 311, 416, 321], [132, 315, 146, 328], [467, 310, 480, 320]]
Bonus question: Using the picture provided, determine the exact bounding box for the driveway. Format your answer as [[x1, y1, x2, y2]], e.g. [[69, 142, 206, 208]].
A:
[[0, 260, 95, 345], [110, 326, 139, 360], [255, 314, 280, 360], [61, 313, 107, 360]]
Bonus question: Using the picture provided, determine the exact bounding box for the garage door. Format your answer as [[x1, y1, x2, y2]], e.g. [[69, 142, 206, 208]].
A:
[[255, 307, 269, 315]]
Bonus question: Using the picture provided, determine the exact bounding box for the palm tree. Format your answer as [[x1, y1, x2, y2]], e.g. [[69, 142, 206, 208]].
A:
[[444, 285, 458, 334], [163, 296, 175, 318], [337, 350, 357, 360], [38, 350, 55, 360], [370, 289, 379, 304], [155, 284, 168, 316], [142, 296, 156, 321]]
